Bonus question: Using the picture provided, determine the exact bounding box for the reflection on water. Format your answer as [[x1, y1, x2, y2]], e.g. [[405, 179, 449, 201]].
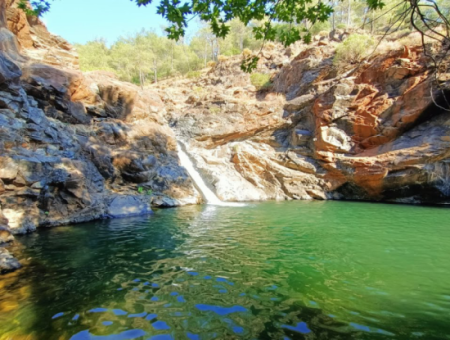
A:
[[0, 201, 450, 340]]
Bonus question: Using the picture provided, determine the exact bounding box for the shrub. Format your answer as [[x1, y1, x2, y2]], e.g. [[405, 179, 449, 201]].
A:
[[193, 86, 204, 93], [218, 55, 230, 62], [207, 61, 217, 68], [186, 70, 201, 79], [334, 34, 376, 65], [209, 105, 221, 114], [265, 42, 276, 50], [310, 21, 331, 36], [250, 73, 272, 90], [242, 48, 252, 57], [222, 47, 242, 56], [112, 156, 131, 170]]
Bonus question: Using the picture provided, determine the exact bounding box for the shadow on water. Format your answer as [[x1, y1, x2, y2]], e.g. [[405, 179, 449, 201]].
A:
[[0, 208, 193, 339], [0, 201, 449, 340]]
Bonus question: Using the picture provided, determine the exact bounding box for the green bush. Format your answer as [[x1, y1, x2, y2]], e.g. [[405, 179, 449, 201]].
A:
[[334, 34, 376, 65], [222, 47, 242, 56], [209, 105, 221, 114], [186, 70, 201, 79], [310, 21, 331, 36], [250, 73, 272, 90]]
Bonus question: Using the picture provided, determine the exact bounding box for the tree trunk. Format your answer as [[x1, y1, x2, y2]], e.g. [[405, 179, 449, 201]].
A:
[[139, 69, 144, 89], [182, 43, 191, 72], [204, 40, 207, 67], [347, 0, 352, 28], [217, 39, 221, 58], [371, 10, 374, 34], [362, 7, 368, 30], [171, 41, 174, 71], [332, 1, 336, 31]]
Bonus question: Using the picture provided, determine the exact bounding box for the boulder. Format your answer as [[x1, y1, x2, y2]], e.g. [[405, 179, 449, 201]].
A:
[[0, 225, 13, 244], [151, 195, 180, 208], [0, 51, 21, 84], [0, 156, 18, 180], [0, 248, 21, 274], [22, 63, 96, 103], [106, 195, 153, 218], [284, 94, 315, 113], [2, 209, 37, 235]]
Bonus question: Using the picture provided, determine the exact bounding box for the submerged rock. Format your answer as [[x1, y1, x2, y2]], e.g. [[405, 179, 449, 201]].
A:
[[0, 225, 14, 244], [0, 247, 21, 274]]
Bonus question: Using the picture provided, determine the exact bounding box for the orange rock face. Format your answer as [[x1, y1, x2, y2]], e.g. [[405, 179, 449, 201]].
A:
[[4, 0, 79, 69], [162, 35, 450, 204]]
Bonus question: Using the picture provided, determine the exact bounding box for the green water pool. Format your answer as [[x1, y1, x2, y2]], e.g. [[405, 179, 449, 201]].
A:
[[0, 201, 449, 339]]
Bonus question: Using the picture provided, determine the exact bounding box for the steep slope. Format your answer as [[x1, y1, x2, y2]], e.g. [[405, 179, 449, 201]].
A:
[[0, 0, 200, 272]]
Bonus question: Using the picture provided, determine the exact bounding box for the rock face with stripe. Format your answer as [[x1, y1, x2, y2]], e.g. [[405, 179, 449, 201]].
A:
[[160, 37, 450, 204]]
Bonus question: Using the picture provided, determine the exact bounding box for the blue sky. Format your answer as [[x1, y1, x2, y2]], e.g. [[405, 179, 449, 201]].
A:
[[42, 0, 200, 45]]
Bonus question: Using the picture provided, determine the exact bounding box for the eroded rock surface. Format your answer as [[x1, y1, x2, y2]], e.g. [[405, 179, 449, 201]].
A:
[[0, 0, 200, 272], [157, 36, 450, 204]]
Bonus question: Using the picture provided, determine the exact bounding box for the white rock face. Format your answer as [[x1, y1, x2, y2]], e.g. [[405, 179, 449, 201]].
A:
[[2, 209, 37, 235], [181, 141, 323, 202]]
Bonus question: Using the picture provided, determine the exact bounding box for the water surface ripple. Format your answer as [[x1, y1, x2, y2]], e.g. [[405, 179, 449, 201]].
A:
[[0, 201, 449, 340]]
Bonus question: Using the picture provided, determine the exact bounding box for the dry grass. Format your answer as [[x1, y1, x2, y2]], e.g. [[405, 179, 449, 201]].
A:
[[375, 40, 403, 55], [265, 42, 276, 50], [334, 34, 376, 65], [250, 73, 273, 90], [373, 30, 443, 56], [207, 61, 217, 68], [112, 156, 131, 170], [128, 121, 177, 151], [209, 105, 221, 115], [242, 48, 252, 57], [218, 55, 230, 62]]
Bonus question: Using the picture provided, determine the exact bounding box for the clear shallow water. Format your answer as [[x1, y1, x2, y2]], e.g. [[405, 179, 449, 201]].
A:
[[0, 201, 449, 340]]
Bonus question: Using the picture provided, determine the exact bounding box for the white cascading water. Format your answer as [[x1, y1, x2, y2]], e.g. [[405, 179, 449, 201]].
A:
[[177, 144, 244, 206]]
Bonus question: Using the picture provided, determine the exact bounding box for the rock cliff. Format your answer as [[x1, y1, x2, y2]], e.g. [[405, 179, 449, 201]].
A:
[[158, 36, 450, 204], [0, 0, 200, 272]]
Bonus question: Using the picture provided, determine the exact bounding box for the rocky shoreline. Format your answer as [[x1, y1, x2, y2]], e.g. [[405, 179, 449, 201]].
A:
[[0, 0, 202, 273], [1, 0, 450, 274]]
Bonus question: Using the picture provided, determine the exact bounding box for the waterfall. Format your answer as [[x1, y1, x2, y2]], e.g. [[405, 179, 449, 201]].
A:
[[177, 144, 244, 206]]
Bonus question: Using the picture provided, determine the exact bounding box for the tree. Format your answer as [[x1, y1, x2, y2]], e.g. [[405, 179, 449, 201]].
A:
[[74, 39, 111, 72], [21, 0, 450, 72]]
